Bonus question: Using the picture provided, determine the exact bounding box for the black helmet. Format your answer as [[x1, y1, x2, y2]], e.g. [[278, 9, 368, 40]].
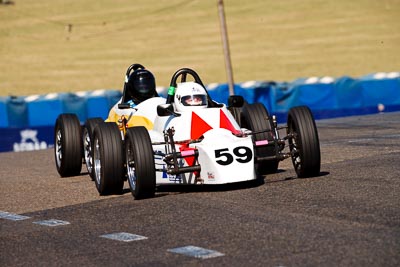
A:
[[125, 68, 157, 104]]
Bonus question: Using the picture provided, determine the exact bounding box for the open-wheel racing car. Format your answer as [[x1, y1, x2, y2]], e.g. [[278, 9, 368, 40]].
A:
[[54, 66, 321, 199]]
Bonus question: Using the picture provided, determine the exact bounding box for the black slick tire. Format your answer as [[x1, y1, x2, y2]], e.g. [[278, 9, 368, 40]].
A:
[[54, 113, 83, 177], [125, 126, 156, 199], [287, 106, 321, 178], [83, 117, 104, 180], [228, 106, 242, 126], [92, 122, 124, 195], [241, 103, 279, 174]]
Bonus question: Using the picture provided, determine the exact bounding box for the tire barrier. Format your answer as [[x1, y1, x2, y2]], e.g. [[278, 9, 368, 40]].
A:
[[0, 72, 399, 152]]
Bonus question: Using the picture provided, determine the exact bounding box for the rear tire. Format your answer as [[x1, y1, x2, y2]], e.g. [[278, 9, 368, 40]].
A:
[[92, 122, 125, 195], [241, 103, 278, 174], [125, 126, 156, 199], [54, 114, 83, 177], [287, 106, 320, 178], [83, 118, 104, 180]]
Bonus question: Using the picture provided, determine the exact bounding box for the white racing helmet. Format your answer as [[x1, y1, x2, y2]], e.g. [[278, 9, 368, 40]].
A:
[[174, 82, 208, 112]]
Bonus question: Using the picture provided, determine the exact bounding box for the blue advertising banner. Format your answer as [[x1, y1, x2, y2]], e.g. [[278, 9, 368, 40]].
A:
[[0, 126, 54, 153]]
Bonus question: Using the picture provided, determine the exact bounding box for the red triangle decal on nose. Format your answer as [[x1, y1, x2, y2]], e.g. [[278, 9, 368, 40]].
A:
[[220, 109, 238, 133], [191, 112, 213, 139]]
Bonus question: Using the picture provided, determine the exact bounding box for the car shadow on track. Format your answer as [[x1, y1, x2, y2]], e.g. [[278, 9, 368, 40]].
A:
[[119, 170, 330, 198], [264, 170, 330, 184], [154, 176, 265, 197]]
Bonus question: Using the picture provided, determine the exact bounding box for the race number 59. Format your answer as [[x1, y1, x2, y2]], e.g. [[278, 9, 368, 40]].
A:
[[215, 146, 253, 166]]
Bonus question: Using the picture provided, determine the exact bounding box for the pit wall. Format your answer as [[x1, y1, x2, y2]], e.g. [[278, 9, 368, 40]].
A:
[[1, 72, 399, 152]]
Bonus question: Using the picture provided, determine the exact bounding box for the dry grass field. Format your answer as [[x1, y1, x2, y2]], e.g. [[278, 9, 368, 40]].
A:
[[1, 0, 399, 96]]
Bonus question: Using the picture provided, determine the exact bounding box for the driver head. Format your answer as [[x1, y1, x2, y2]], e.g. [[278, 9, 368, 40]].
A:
[[126, 69, 156, 103], [173, 82, 208, 112]]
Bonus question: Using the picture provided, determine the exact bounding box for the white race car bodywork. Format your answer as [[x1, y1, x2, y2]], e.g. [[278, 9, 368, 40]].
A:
[[117, 97, 257, 185]]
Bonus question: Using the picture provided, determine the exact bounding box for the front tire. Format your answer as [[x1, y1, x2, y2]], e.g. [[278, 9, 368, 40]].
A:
[[54, 114, 83, 177], [287, 106, 321, 178], [241, 103, 279, 174], [125, 126, 156, 199], [92, 122, 125, 195], [228, 106, 242, 126]]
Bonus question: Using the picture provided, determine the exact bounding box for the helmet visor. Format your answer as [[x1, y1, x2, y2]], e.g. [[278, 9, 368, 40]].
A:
[[181, 94, 207, 106]]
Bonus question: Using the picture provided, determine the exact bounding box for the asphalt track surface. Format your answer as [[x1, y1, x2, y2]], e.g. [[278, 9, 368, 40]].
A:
[[1, 112, 399, 267]]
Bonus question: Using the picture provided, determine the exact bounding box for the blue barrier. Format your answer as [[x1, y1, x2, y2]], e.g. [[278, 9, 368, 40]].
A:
[[2, 96, 29, 127], [0, 97, 8, 127], [0, 72, 399, 153], [0, 90, 122, 128], [0, 90, 122, 153], [26, 94, 63, 127]]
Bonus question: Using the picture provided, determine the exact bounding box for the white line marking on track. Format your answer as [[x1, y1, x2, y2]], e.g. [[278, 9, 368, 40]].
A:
[[33, 219, 70, 227], [100, 232, 148, 242], [0, 211, 31, 221], [168, 245, 224, 259]]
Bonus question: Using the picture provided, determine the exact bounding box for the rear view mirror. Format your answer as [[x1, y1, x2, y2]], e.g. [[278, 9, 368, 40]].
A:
[[157, 104, 179, 117], [228, 95, 245, 108]]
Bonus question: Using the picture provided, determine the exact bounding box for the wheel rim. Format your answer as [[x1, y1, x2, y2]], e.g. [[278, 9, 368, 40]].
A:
[[93, 137, 102, 185], [55, 129, 62, 167], [83, 130, 93, 174], [288, 122, 302, 173], [126, 141, 137, 192]]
